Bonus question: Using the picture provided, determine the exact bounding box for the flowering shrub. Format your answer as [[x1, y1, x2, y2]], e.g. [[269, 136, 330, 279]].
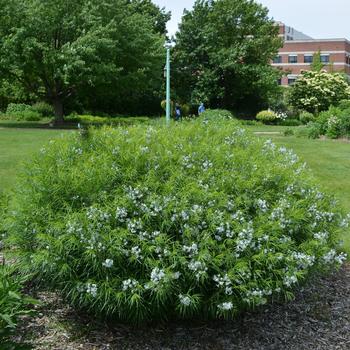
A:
[[289, 71, 350, 113], [306, 105, 350, 139], [6, 119, 348, 323]]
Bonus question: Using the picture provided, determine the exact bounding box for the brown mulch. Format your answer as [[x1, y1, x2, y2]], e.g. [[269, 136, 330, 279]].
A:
[[13, 264, 350, 350]]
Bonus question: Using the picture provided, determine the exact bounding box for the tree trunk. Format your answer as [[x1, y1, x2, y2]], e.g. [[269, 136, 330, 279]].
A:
[[53, 98, 64, 124]]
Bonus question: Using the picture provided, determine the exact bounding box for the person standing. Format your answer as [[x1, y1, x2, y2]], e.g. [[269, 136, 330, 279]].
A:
[[198, 102, 205, 115], [175, 104, 182, 121]]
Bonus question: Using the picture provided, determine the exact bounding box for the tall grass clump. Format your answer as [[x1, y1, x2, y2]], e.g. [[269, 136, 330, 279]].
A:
[[5, 118, 348, 323]]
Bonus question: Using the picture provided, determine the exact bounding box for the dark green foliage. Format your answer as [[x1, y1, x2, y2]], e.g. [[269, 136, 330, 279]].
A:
[[0, 0, 166, 121], [6, 115, 347, 323], [0, 266, 37, 346], [279, 119, 303, 127], [31, 102, 54, 118], [173, 0, 282, 115]]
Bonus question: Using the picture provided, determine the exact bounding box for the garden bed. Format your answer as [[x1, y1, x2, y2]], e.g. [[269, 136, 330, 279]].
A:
[[13, 264, 350, 350]]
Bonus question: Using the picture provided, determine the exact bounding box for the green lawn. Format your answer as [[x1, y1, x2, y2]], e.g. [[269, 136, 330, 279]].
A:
[[0, 128, 71, 191]]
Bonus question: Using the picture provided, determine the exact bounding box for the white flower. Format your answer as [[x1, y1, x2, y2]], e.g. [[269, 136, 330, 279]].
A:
[[179, 294, 191, 306], [150, 267, 166, 284], [131, 246, 142, 259], [122, 279, 138, 292], [313, 231, 329, 242], [213, 274, 233, 295], [182, 243, 198, 256], [283, 275, 298, 287], [173, 271, 181, 280], [115, 207, 128, 222], [218, 302, 233, 311], [256, 199, 268, 212], [86, 283, 98, 297], [102, 259, 114, 268]]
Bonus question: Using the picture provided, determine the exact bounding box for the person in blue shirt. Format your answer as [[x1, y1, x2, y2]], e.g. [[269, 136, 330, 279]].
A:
[[198, 102, 205, 115], [175, 104, 182, 121]]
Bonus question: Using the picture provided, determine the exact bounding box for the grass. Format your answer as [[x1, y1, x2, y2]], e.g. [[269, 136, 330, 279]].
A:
[[0, 128, 71, 191]]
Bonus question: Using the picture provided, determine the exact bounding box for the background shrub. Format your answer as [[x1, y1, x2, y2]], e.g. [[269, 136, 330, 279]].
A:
[[256, 110, 277, 124], [6, 118, 347, 323], [3, 103, 42, 121], [64, 114, 151, 127], [279, 119, 302, 127], [199, 109, 235, 121], [309, 106, 350, 139], [337, 99, 350, 111], [31, 102, 54, 117], [299, 111, 315, 125], [5, 103, 32, 115], [288, 71, 350, 113]]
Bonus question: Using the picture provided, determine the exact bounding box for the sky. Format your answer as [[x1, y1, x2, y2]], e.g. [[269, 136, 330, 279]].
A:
[[153, 0, 350, 40]]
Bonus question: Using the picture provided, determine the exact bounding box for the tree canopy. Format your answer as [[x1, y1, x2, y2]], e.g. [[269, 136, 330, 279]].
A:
[[0, 0, 168, 121], [173, 0, 282, 114]]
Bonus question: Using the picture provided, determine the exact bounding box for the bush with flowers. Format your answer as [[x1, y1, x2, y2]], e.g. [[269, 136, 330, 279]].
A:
[[5, 118, 348, 323], [306, 105, 350, 139], [289, 71, 350, 114], [256, 110, 287, 124]]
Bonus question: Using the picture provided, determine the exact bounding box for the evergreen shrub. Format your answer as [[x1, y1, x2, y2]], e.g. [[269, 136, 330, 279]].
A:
[[256, 110, 277, 124], [6, 118, 348, 323]]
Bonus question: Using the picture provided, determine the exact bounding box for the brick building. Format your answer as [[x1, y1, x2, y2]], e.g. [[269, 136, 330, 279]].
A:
[[272, 22, 350, 86]]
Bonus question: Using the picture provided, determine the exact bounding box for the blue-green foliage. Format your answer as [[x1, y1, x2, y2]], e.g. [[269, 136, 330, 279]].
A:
[[6, 118, 348, 323]]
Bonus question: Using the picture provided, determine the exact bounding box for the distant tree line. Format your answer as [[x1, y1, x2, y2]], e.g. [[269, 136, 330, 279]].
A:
[[0, 0, 282, 122]]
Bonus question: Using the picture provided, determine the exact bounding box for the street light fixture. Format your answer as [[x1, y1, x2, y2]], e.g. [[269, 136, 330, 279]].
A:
[[164, 41, 174, 125]]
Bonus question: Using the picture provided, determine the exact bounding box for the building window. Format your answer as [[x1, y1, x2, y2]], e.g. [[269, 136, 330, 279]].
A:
[[320, 54, 330, 63], [304, 55, 313, 63], [288, 55, 298, 63], [277, 78, 282, 85], [288, 78, 296, 85], [273, 55, 282, 64]]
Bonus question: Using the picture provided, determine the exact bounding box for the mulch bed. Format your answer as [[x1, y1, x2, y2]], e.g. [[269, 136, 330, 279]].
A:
[[14, 264, 350, 350]]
